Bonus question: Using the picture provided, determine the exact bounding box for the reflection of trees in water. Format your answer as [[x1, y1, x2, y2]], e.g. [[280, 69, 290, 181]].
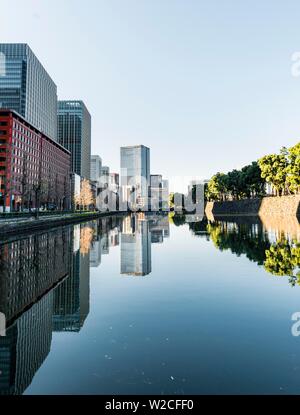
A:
[[80, 226, 94, 255], [168, 212, 186, 226], [264, 238, 300, 286], [205, 221, 270, 266], [188, 216, 300, 286]]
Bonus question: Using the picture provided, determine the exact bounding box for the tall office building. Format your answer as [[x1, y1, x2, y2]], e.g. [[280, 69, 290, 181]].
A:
[[109, 173, 119, 193], [120, 145, 150, 209], [57, 101, 91, 179], [90, 155, 102, 182], [0, 43, 57, 140], [100, 166, 110, 189], [161, 179, 169, 210], [150, 174, 162, 211]]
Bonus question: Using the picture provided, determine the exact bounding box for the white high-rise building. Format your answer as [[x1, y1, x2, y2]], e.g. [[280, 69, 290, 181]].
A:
[[90, 155, 102, 182], [120, 145, 150, 210]]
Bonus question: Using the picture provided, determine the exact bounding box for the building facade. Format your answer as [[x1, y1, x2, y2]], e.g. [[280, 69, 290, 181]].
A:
[[90, 155, 102, 182], [57, 101, 91, 179], [0, 43, 58, 141], [161, 179, 169, 210], [100, 166, 110, 189], [120, 145, 150, 210], [0, 110, 71, 212], [109, 173, 119, 193], [150, 174, 162, 211]]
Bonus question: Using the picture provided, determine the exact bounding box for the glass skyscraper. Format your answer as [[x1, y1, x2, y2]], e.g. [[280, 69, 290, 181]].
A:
[[57, 101, 91, 179], [120, 145, 150, 209], [90, 155, 102, 182], [0, 43, 58, 140]]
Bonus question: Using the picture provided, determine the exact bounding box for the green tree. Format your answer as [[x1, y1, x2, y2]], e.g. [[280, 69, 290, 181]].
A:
[[169, 192, 175, 209], [241, 162, 266, 198], [206, 173, 228, 201], [287, 142, 300, 194], [258, 153, 288, 196]]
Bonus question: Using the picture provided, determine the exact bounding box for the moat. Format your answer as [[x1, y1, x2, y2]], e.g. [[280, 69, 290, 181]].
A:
[[0, 213, 300, 395]]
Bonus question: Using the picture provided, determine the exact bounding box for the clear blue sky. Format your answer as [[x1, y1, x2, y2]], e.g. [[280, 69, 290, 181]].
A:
[[1, 0, 300, 191]]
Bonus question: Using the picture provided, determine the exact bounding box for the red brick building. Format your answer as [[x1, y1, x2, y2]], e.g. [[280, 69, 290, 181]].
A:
[[0, 110, 71, 212]]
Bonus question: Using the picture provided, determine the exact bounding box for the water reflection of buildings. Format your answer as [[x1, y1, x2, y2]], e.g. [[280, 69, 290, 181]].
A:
[[0, 222, 93, 395], [52, 225, 90, 332], [0, 214, 170, 394], [121, 213, 169, 276], [89, 217, 122, 268], [149, 214, 170, 243], [0, 290, 53, 395], [0, 227, 73, 322], [121, 214, 152, 276]]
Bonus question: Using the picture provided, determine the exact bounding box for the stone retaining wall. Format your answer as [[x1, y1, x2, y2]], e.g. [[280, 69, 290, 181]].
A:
[[205, 195, 300, 217]]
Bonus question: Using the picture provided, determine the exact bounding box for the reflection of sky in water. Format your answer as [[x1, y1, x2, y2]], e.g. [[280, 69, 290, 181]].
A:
[[0, 214, 300, 394]]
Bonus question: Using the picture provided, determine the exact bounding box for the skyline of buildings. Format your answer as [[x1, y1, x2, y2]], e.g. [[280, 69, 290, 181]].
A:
[[0, 42, 198, 214]]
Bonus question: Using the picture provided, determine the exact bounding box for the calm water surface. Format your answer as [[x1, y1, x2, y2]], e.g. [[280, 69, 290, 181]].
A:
[[0, 213, 300, 395]]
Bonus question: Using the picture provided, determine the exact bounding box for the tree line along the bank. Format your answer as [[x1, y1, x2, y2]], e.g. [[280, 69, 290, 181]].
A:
[[206, 141, 300, 201]]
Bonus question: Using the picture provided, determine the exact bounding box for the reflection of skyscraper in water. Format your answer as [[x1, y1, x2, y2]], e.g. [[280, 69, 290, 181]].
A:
[[101, 233, 110, 255], [149, 215, 170, 243], [121, 214, 152, 276], [89, 221, 101, 268], [90, 239, 101, 267], [52, 225, 90, 332], [90, 218, 122, 267], [0, 223, 91, 394], [109, 228, 119, 247], [0, 290, 53, 395], [0, 227, 73, 323]]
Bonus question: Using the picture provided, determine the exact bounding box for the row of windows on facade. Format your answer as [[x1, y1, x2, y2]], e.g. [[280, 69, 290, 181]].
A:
[[6, 146, 69, 164], [0, 157, 69, 175], [10, 164, 69, 177], [13, 120, 37, 137], [9, 181, 68, 194], [0, 131, 69, 166]]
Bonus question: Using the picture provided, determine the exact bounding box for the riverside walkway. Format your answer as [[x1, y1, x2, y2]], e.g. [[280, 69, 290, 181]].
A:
[[0, 211, 126, 239]]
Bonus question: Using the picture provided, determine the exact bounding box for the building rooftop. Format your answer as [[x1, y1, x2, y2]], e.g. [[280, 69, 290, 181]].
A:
[[121, 145, 150, 150]]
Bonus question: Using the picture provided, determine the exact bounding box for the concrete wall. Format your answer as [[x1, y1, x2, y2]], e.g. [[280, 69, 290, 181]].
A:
[[205, 195, 300, 217]]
